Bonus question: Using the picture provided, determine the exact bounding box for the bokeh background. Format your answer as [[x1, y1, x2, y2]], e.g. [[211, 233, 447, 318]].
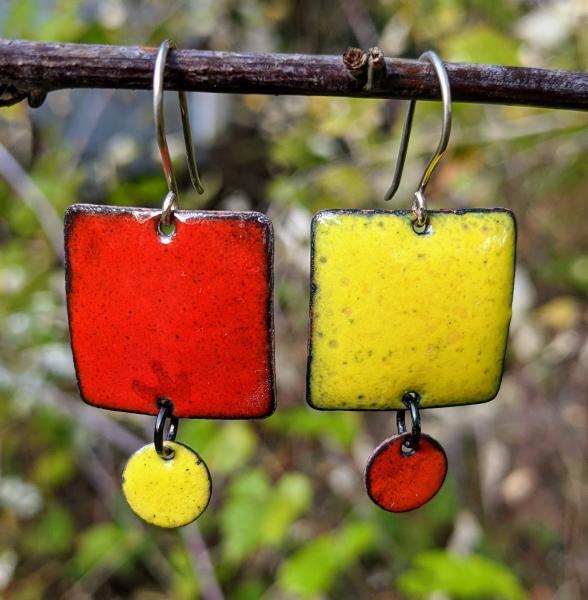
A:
[[1, 1, 587, 598]]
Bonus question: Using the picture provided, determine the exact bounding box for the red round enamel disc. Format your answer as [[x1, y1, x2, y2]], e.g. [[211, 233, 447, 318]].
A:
[[365, 433, 447, 512]]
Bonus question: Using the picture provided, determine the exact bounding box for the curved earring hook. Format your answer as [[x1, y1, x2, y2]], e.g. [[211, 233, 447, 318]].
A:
[[384, 50, 452, 229], [154, 39, 204, 228]]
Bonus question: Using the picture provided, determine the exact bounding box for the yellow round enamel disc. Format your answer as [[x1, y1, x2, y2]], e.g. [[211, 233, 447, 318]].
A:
[[122, 442, 211, 528]]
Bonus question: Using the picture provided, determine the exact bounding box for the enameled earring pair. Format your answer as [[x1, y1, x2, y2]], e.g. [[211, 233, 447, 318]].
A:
[[65, 42, 516, 527]]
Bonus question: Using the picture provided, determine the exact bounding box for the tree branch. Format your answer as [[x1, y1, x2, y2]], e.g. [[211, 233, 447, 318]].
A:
[[0, 39, 586, 111]]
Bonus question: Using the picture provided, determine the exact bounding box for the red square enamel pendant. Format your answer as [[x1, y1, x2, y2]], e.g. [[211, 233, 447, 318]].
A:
[[65, 204, 275, 419]]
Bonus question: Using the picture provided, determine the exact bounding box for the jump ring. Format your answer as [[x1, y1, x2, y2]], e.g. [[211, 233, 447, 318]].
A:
[[396, 392, 421, 448], [154, 399, 179, 459]]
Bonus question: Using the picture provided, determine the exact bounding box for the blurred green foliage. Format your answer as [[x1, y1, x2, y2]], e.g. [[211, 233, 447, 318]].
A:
[[0, 0, 587, 599], [397, 550, 525, 599], [277, 521, 377, 597]]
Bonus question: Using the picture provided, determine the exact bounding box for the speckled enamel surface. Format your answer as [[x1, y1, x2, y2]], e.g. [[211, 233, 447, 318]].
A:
[[65, 204, 275, 418], [365, 433, 447, 512], [308, 209, 516, 409], [122, 442, 211, 527]]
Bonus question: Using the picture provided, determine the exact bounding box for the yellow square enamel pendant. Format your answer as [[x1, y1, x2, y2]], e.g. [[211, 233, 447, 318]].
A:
[[307, 208, 516, 410]]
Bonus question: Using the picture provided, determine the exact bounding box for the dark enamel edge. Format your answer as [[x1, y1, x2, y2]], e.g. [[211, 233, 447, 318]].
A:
[[64, 203, 276, 419], [364, 432, 449, 513], [121, 440, 213, 527], [305, 207, 517, 411]]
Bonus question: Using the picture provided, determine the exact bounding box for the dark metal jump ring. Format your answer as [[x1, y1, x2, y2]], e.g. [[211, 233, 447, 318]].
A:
[[154, 399, 179, 459], [396, 392, 421, 448]]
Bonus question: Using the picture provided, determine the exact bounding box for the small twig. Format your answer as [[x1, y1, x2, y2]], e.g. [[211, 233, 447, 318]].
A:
[[0, 141, 64, 262], [181, 528, 226, 600], [81, 449, 119, 508]]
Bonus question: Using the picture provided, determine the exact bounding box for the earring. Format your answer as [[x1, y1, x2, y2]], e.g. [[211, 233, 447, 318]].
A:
[[65, 40, 275, 527], [307, 51, 515, 512]]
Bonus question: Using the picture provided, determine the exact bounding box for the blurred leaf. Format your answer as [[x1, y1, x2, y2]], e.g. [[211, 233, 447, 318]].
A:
[[314, 164, 372, 210], [536, 296, 582, 330], [220, 469, 312, 563], [168, 546, 200, 600], [1, 0, 85, 41], [70, 523, 141, 579], [176, 420, 217, 451], [204, 422, 257, 475], [265, 407, 359, 450], [278, 521, 377, 597], [278, 535, 337, 597], [178, 421, 256, 475], [539, 254, 588, 293], [465, 0, 519, 28], [373, 477, 459, 561], [220, 469, 270, 563], [261, 472, 312, 545], [22, 503, 74, 556], [110, 175, 171, 208], [1, 0, 38, 37], [7, 577, 45, 600], [268, 176, 312, 208], [521, 521, 560, 551], [30, 407, 75, 447], [36, 0, 86, 42], [397, 550, 525, 600], [233, 579, 267, 600], [32, 448, 76, 489], [443, 26, 521, 65], [269, 164, 372, 212], [316, 98, 381, 140], [271, 130, 328, 169]]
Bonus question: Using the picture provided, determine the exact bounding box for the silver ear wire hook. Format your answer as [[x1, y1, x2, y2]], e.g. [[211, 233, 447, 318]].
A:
[[154, 40, 204, 229], [384, 51, 452, 230]]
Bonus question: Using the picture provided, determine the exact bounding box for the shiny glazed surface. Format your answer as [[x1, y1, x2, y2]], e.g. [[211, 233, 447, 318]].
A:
[[66, 205, 274, 418], [122, 441, 211, 527], [308, 209, 516, 409], [365, 433, 447, 512]]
